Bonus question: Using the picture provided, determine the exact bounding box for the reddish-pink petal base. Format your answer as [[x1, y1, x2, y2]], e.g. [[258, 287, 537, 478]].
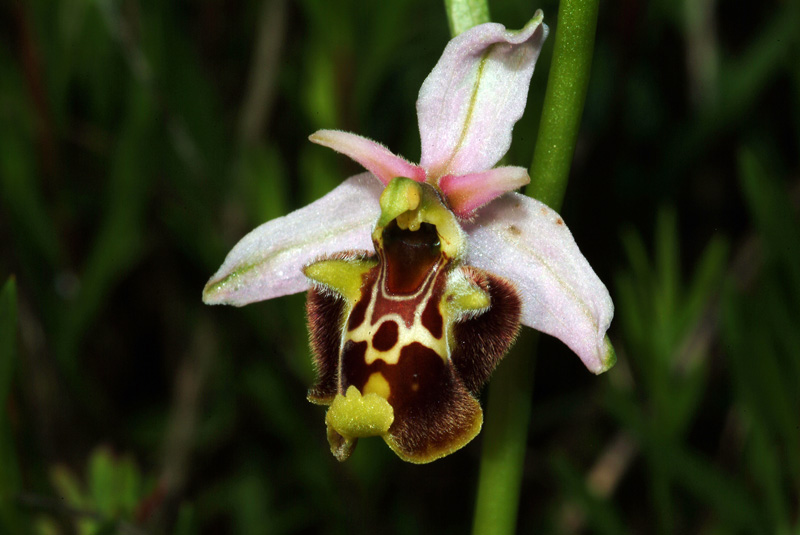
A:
[[439, 166, 530, 218]]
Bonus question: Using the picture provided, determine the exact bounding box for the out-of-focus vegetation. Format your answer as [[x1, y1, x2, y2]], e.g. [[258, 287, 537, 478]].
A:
[[1, 0, 798, 533]]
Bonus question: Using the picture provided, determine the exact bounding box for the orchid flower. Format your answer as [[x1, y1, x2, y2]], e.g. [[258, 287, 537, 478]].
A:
[[203, 11, 614, 464]]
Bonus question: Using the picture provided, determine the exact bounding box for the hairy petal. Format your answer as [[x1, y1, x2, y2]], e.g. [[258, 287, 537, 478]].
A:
[[309, 130, 426, 185], [439, 166, 530, 218], [203, 173, 382, 306], [449, 267, 522, 394], [464, 193, 615, 373], [417, 12, 548, 177]]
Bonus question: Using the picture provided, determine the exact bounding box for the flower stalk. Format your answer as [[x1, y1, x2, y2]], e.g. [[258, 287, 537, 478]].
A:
[[472, 0, 601, 533], [527, 0, 601, 210], [444, 0, 490, 37]]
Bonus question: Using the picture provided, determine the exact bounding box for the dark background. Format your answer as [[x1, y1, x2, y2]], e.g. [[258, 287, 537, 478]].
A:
[[1, 0, 798, 533]]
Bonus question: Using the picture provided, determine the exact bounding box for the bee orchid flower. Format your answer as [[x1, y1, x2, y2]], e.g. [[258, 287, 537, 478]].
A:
[[203, 11, 614, 464]]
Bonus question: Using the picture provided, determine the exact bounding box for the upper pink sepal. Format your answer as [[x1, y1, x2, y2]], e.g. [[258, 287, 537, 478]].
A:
[[417, 11, 548, 178], [439, 166, 530, 218], [309, 130, 426, 185], [464, 193, 615, 374], [203, 173, 382, 306]]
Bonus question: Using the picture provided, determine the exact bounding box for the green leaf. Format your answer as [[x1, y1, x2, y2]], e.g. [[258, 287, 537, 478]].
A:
[[116, 454, 141, 515], [89, 447, 117, 515], [50, 464, 86, 508]]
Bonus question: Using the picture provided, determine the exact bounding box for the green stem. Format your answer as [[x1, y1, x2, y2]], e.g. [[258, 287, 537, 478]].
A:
[[472, 0, 600, 534], [444, 0, 490, 37], [472, 331, 537, 535], [527, 0, 600, 210]]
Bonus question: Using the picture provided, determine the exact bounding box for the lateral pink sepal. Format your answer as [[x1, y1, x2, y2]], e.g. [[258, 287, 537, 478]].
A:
[[463, 193, 615, 374], [439, 166, 530, 218], [203, 173, 382, 306], [309, 130, 426, 185]]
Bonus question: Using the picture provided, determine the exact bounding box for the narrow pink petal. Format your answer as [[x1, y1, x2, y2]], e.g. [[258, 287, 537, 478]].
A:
[[439, 166, 530, 218], [464, 193, 615, 374], [203, 173, 382, 306], [309, 130, 426, 185], [417, 12, 548, 178]]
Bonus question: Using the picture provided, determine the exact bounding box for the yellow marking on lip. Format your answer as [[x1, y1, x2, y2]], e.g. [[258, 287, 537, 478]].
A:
[[363, 372, 391, 399], [348, 261, 450, 366], [352, 314, 449, 366]]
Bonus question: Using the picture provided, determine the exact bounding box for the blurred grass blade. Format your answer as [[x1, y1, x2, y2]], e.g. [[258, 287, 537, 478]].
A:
[[715, 6, 798, 129], [668, 444, 762, 533], [668, 4, 798, 174], [0, 42, 61, 268], [551, 455, 627, 535], [654, 208, 679, 332], [620, 227, 653, 310], [0, 277, 20, 531], [0, 120, 61, 268], [738, 148, 800, 301], [55, 85, 155, 382], [748, 421, 790, 533], [736, 146, 800, 478], [681, 236, 727, 331]]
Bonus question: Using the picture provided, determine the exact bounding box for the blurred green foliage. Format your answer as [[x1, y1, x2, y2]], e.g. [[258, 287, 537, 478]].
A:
[[0, 0, 798, 533], [1, 277, 21, 532], [35, 446, 154, 535]]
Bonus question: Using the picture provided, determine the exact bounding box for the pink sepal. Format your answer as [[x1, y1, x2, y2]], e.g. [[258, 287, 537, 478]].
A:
[[464, 193, 615, 374], [309, 130, 426, 185], [417, 13, 548, 178], [203, 173, 382, 306]]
